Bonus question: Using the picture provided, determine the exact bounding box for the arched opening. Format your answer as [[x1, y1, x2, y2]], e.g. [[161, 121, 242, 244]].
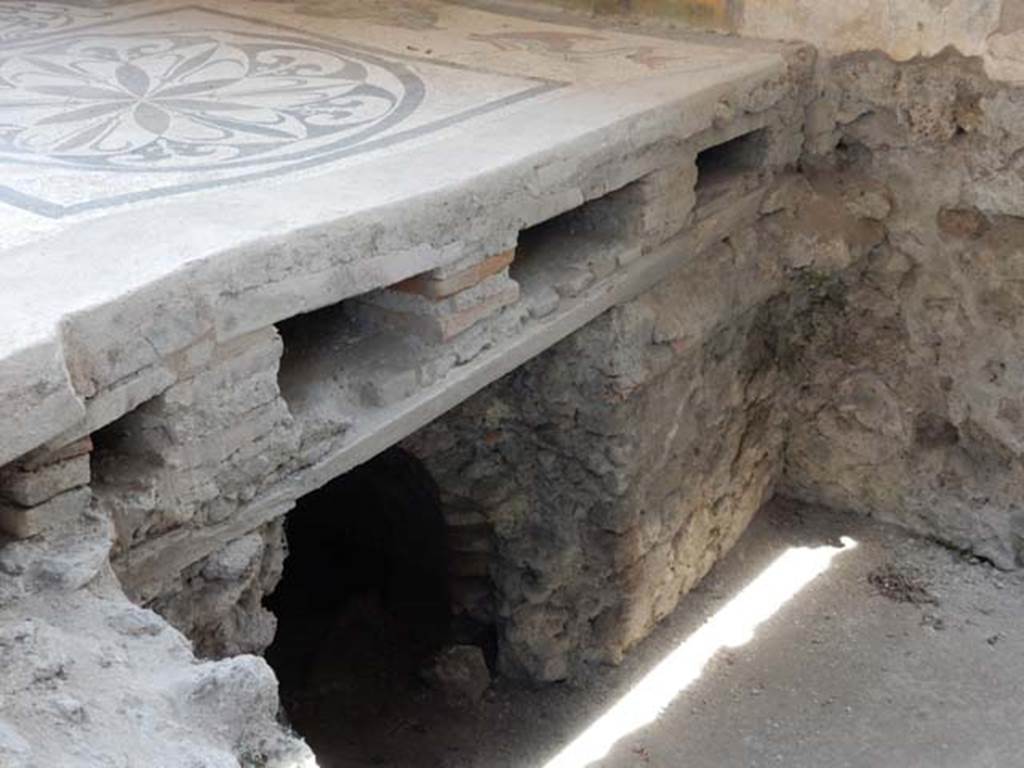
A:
[[265, 447, 454, 766]]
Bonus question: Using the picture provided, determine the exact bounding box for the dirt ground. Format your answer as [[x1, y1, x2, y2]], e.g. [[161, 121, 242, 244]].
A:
[[272, 497, 1024, 768]]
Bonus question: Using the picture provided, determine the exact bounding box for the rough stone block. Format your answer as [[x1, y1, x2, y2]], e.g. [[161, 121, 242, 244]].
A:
[[422, 645, 491, 707], [0, 453, 90, 508], [588, 248, 619, 279], [360, 364, 420, 407], [525, 285, 561, 318], [554, 266, 596, 298], [149, 521, 285, 658], [0, 487, 91, 539], [449, 578, 493, 620]]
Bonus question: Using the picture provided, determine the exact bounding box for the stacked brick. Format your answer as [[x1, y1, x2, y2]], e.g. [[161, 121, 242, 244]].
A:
[[92, 328, 298, 598], [359, 248, 519, 343], [442, 499, 495, 626], [0, 437, 92, 539]]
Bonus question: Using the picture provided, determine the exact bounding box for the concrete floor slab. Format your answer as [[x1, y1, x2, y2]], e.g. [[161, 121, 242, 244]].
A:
[[0, 0, 794, 465]]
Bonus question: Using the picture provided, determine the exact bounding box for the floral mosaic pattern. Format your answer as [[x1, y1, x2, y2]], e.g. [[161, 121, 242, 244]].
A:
[[0, 2, 559, 216], [0, 29, 423, 170], [0, 2, 108, 43]]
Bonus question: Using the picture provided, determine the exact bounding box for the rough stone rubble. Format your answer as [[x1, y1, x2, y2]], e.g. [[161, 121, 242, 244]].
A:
[[0, 476, 315, 768], [785, 51, 1024, 570]]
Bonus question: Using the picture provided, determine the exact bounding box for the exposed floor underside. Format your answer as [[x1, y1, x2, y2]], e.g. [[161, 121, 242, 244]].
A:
[[294, 499, 1023, 768]]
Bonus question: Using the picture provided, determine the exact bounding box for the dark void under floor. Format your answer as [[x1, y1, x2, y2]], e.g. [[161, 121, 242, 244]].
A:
[[268, 498, 1024, 768]]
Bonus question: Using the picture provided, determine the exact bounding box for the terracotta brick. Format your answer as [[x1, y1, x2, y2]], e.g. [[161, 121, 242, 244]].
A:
[[368, 282, 520, 343], [393, 249, 515, 300]]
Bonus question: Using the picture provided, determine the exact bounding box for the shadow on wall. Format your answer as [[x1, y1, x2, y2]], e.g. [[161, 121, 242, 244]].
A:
[[264, 447, 451, 766]]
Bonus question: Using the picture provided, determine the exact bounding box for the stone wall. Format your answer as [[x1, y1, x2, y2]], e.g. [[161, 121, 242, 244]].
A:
[[518, 0, 1024, 571], [534, 0, 1024, 574], [405, 217, 791, 680], [781, 51, 1024, 569], [397, 137, 907, 681], [150, 521, 288, 658], [54, 47, 811, 684]]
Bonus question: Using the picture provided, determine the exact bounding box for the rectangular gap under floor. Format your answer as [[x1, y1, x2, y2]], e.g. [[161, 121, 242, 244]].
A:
[[511, 179, 644, 308], [273, 176, 656, 476], [695, 128, 769, 209]]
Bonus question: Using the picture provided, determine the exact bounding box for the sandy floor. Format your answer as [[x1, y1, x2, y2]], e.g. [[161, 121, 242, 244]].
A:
[[278, 498, 1024, 768]]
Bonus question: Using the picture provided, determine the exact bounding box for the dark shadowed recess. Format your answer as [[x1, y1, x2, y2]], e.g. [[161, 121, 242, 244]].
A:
[[265, 447, 451, 767]]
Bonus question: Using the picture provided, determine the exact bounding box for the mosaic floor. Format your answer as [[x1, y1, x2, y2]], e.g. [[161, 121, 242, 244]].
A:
[[0, 0, 769, 222]]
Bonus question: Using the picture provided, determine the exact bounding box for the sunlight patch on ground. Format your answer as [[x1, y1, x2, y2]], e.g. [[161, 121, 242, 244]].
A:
[[542, 537, 859, 768]]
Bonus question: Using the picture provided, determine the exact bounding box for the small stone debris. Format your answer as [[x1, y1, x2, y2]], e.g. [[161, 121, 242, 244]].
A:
[[867, 564, 938, 605], [422, 645, 491, 708]]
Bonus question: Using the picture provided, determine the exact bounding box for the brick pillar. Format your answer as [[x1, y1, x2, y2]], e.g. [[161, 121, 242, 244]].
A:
[[357, 248, 520, 343], [92, 327, 298, 600], [0, 437, 92, 539]]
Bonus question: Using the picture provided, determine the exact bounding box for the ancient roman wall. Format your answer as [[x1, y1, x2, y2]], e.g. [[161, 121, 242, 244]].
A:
[[4, 1, 1024, 764], [402, 157, 900, 679], [96, 73, 812, 676], [782, 52, 1024, 569], [525, 0, 1024, 569], [404, 220, 792, 681], [0, 44, 814, 753]]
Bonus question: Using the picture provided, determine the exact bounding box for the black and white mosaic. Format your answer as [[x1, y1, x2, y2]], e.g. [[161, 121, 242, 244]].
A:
[[0, 2, 559, 217], [0, 2, 109, 43], [0, 30, 422, 171]]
